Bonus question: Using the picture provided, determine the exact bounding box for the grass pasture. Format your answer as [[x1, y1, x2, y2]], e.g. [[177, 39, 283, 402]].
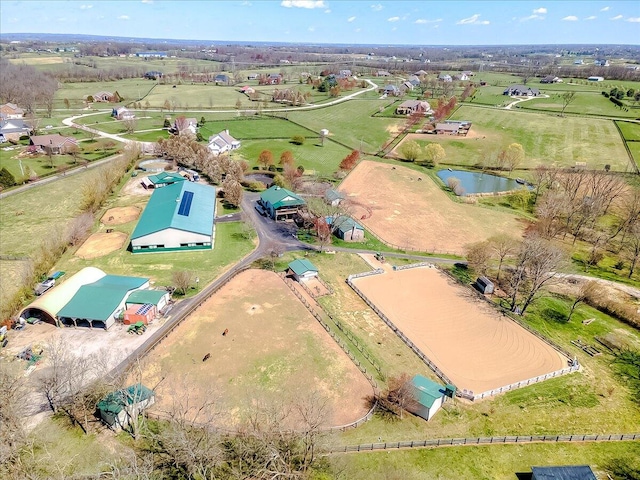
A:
[[448, 106, 631, 171], [139, 269, 373, 428], [519, 91, 638, 118]]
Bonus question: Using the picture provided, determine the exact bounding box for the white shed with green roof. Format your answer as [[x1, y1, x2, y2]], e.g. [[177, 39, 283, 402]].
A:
[[287, 258, 318, 282], [406, 375, 451, 421], [131, 182, 216, 253], [259, 185, 305, 221]]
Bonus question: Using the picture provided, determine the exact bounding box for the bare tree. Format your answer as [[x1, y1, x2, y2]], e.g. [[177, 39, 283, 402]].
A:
[[66, 212, 95, 247], [122, 117, 137, 134], [222, 176, 244, 207], [560, 91, 576, 117], [489, 234, 518, 282], [172, 270, 194, 295], [624, 222, 640, 278], [385, 373, 415, 419], [567, 280, 598, 322], [0, 361, 26, 466], [465, 241, 492, 276]]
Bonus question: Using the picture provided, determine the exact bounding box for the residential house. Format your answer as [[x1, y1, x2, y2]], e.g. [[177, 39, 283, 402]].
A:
[[540, 75, 562, 84], [214, 74, 231, 85], [405, 375, 453, 421], [240, 85, 255, 95], [144, 71, 163, 80], [324, 189, 345, 207], [208, 130, 241, 156], [400, 81, 414, 92], [407, 75, 421, 87], [503, 85, 540, 96], [135, 51, 167, 58], [339, 69, 352, 77], [454, 73, 469, 81], [574, 59, 584, 65], [97, 384, 155, 431], [258, 185, 306, 221], [0, 103, 25, 119], [438, 74, 452, 82], [173, 117, 198, 135], [594, 59, 609, 67], [376, 70, 391, 77], [0, 118, 32, 142], [413, 69, 428, 76], [587, 76, 604, 82], [395, 100, 430, 115], [113, 107, 135, 120], [434, 123, 460, 135], [287, 259, 318, 282], [247, 73, 258, 80], [461, 70, 474, 77], [92, 91, 113, 102], [29, 134, 77, 154], [382, 85, 401, 96], [268, 73, 283, 85]]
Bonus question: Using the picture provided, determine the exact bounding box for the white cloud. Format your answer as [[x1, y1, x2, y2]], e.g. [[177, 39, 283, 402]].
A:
[[584, 15, 597, 20], [456, 14, 490, 25], [600, 6, 610, 11], [415, 18, 442, 24], [533, 7, 547, 14], [387, 16, 400, 22], [141, 0, 153, 3], [80, 4, 93, 9], [241, 1, 252, 6], [610, 14, 623, 20], [347, 16, 356, 22], [627, 17, 640, 22], [370, 4, 383, 11], [118, 15, 130, 20], [281, 1, 326, 9], [521, 14, 544, 22], [562, 15, 578, 21]]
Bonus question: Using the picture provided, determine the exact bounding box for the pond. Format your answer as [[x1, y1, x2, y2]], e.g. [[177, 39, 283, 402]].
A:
[[436, 169, 525, 195], [138, 158, 172, 172]]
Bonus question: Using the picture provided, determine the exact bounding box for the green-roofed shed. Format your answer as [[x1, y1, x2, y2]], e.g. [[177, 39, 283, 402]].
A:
[[259, 185, 305, 221], [97, 383, 155, 431], [407, 374, 448, 421], [141, 171, 186, 189], [334, 216, 365, 242], [126, 289, 170, 311], [325, 189, 345, 206], [57, 275, 149, 329], [131, 181, 216, 253], [287, 258, 318, 282]]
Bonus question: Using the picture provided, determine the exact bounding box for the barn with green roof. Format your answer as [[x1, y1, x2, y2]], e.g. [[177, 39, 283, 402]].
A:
[[97, 383, 155, 431], [259, 185, 305, 221], [287, 258, 318, 282], [131, 182, 216, 253], [140, 171, 186, 189], [406, 374, 453, 421]]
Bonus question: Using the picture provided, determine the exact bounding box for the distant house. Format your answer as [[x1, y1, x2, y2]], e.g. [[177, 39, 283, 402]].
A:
[[475, 276, 494, 294], [97, 383, 155, 431], [587, 76, 604, 82], [540, 75, 561, 84], [405, 375, 453, 421], [503, 85, 540, 96], [530, 465, 596, 480], [414, 69, 428, 76], [173, 117, 198, 135], [324, 189, 345, 207], [434, 123, 460, 135], [407, 75, 421, 87], [332, 216, 365, 242], [267, 73, 282, 85], [135, 51, 167, 58], [240, 85, 255, 95], [396, 100, 430, 115], [287, 259, 318, 282], [376, 70, 391, 77], [29, 134, 77, 154], [144, 71, 163, 80], [339, 69, 352, 77], [214, 74, 230, 85], [0, 118, 32, 142], [92, 91, 113, 102], [0, 103, 24, 119], [593, 59, 609, 67], [140, 171, 186, 189], [400, 81, 414, 92], [113, 107, 135, 120], [258, 185, 306, 221], [208, 130, 241, 156], [461, 70, 474, 77], [247, 73, 258, 80], [438, 74, 452, 82], [574, 59, 584, 65], [454, 73, 469, 81], [382, 85, 401, 96]]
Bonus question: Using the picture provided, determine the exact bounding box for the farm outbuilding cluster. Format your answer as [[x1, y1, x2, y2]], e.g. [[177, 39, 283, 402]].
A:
[[130, 181, 216, 253]]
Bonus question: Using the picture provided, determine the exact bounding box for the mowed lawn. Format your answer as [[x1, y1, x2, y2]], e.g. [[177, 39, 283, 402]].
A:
[[519, 91, 639, 118], [447, 106, 631, 171], [286, 98, 406, 154], [139, 269, 373, 428]]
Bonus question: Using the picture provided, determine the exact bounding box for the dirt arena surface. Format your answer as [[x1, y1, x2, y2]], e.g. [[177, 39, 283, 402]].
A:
[[352, 266, 566, 394], [140, 269, 373, 428], [75, 232, 127, 259], [339, 161, 524, 255], [101, 206, 141, 225]]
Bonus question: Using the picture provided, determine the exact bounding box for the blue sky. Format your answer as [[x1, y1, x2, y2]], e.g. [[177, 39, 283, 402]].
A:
[[1, 1, 639, 45]]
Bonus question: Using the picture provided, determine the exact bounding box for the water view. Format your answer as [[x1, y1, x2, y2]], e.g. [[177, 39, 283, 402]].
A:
[[436, 169, 524, 195]]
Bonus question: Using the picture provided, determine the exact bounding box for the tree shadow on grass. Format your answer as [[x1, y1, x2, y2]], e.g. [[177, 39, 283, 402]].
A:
[[541, 307, 568, 324]]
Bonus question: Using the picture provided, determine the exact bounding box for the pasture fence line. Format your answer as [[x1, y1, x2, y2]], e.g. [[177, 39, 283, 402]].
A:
[[347, 269, 385, 281], [612, 120, 640, 174], [460, 364, 580, 401], [360, 224, 458, 256], [328, 433, 640, 454], [297, 275, 334, 299], [279, 273, 381, 395], [346, 276, 454, 388], [391, 262, 434, 272]]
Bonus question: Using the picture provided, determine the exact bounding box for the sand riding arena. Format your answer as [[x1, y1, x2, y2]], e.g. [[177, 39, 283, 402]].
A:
[[349, 264, 570, 399], [101, 206, 141, 225], [75, 231, 128, 259]]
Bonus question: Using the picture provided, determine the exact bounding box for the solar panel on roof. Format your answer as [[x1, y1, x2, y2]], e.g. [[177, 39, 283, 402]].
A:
[[136, 304, 153, 315], [177, 190, 194, 216]]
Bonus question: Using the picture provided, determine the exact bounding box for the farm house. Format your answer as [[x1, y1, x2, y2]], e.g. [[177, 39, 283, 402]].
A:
[[405, 375, 453, 421], [258, 185, 306, 221], [19, 267, 150, 329], [130, 182, 216, 253], [97, 383, 155, 431], [140, 171, 186, 189], [287, 259, 318, 282]]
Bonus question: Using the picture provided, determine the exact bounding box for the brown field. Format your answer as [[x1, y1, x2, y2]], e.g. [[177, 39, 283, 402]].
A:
[[75, 232, 127, 259], [139, 269, 373, 428], [101, 206, 141, 225], [9, 56, 65, 65], [352, 266, 567, 394], [339, 161, 525, 255]]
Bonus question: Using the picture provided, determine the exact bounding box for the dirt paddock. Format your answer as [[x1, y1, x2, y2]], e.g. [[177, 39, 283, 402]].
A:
[[139, 269, 372, 429], [339, 161, 524, 255], [75, 232, 128, 259], [101, 206, 141, 225], [352, 266, 567, 395]]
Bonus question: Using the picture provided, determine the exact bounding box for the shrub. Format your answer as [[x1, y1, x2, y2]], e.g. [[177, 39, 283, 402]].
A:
[[0, 167, 16, 188], [291, 135, 305, 145]]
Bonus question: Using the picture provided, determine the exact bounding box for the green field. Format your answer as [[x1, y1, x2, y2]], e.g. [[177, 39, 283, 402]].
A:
[[616, 121, 640, 142], [445, 106, 631, 171], [519, 92, 638, 118]]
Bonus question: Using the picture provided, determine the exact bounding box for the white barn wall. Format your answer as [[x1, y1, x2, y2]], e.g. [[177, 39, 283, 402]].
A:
[[131, 228, 212, 250]]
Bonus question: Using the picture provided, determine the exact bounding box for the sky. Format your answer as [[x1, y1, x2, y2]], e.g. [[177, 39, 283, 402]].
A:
[[1, 0, 639, 45]]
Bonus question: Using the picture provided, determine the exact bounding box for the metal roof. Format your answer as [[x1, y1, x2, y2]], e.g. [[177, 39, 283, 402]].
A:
[[288, 258, 318, 276], [260, 185, 305, 210], [131, 182, 216, 239], [97, 383, 154, 418], [126, 289, 167, 305], [147, 171, 185, 186], [335, 216, 364, 236], [411, 375, 444, 409], [57, 275, 148, 321], [531, 466, 596, 480]]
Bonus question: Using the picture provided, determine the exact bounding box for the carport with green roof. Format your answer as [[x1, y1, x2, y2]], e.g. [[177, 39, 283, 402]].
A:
[[131, 182, 216, 253]]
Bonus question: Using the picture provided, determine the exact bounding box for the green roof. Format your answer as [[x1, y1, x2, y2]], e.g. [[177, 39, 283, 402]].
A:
[[411, 375, 444, 409], [335, 216, 364, 236], [126, 289, 167, 306], [325, 189, 344, 202], [131, 182, 216, 240], [260, 185, 305, 209], [148, 171, 186, 186], [288, 258, 318, 276], [57, 275, 148, 321], [97, 383, 154, 419]]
